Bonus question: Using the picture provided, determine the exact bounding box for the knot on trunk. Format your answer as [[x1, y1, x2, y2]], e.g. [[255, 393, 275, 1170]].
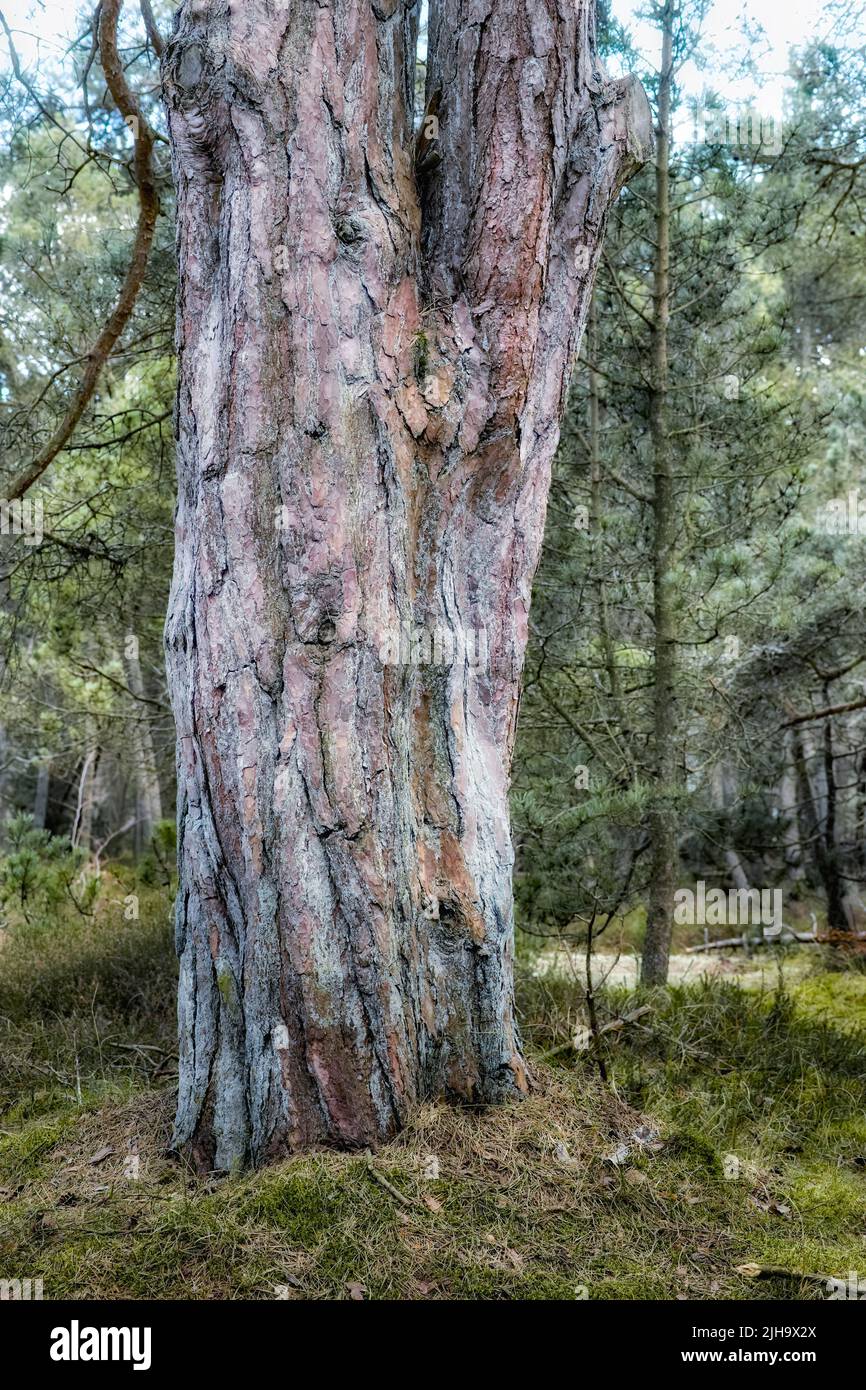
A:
[[599, 74, 655, 195]]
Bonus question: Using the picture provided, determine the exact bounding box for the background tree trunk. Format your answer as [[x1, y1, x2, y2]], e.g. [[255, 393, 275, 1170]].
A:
[[32, 762, 50, 831], [780, 730, 805, 881], [641, 0, 677, 986], [793, 724, 848, 932], [123, 641, 163, 856], [163, 0, 650, 1170], [711, 762, 751, 891], [71, 745, 101, 853]]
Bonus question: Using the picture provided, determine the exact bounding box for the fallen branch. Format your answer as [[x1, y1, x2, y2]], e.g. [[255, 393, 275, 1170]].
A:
[[736, 1262, 833, 1289], [595, 1004, 653, 1036], [687, 928, 866, 953]]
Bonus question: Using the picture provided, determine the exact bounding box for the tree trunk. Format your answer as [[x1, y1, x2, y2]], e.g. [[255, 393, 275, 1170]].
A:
[[792, 724, 848, 933], [32, 762, 51, 831], [780, 730, 804, 880], [641, 0, 677, 986], [123, 642, 163, 855], [163, 0, 650, 1170], [712, 762, 750, 891], [71, 746, 101, 853], [588, 295, 626, 741], [819, 696, 850, 933], [856, 742, 866, 878]]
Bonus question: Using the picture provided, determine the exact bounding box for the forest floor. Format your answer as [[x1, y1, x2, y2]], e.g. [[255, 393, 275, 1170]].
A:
[[1, 874, 865, 1300]]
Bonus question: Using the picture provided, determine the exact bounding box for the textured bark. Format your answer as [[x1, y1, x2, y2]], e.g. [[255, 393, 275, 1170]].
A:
[[818, 698, 850, 933], [857, 745, 866, 878], [163, 0, 650, 1170]]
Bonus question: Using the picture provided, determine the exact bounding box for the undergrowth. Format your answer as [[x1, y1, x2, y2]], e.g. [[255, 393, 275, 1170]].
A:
[[1, 875, 864, 1300]]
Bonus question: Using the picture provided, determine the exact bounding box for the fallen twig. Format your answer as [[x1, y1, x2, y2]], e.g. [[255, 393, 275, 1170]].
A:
[[364, 1162, 416, 1209], [735, 1262, 833, 1288], [539, 1005, 653, 1061]]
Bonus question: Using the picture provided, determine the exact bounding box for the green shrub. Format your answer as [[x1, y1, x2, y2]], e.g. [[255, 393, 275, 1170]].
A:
[[0, 813, 88, 922]]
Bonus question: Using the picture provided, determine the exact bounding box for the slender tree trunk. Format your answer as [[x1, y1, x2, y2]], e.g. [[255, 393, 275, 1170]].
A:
[[588, 295, 626, 739], [0, 723, 7, 831], [780, 729, 804, 880], [72, 746, 101, 853], [856, 741, 866, 878], [641, 0, 677, 986], [711, 762, 750, 890], [793, 725, 848, 933], [819, 696, 849, 933], [32, 762, 50, 830], [163, 0, 649, 1170], [123, 641, 163, 855]]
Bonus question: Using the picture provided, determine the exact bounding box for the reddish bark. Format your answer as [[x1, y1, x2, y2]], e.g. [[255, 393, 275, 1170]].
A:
[[163, 0, 650, 1169]]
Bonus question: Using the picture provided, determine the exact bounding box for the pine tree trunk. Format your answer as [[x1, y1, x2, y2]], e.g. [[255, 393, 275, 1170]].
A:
[[32, 762, 50, 831], [641, 0, 677, 987], [163, 0, 650, 1170], [793, 725, 848, 933], [123, 642, 163, 855], [72, 746, 101, 853], [780, 730, 804, 880], [819, 699, 850, 933]]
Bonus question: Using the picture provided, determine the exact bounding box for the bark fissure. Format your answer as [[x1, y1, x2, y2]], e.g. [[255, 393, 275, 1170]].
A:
[[164, 0, 650, 1169]]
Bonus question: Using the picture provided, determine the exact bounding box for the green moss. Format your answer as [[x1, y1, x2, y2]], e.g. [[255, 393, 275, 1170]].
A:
[[412, 330, 430, 381], [593, 1273, 673, 1299], [216, 966, 234, 1010], [792, 971, 866, 1032], [441, 1266, 580, 1300], [0, 1113, 81, 1183], [747, 1233, 866, 1298], [789, 1164, 866, 1228], [663, 1128, 724, 1177], [238, 1162, 360, 1245]]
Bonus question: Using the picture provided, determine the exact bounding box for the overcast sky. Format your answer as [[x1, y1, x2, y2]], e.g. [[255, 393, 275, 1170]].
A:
[[0, 0, 857, 120]]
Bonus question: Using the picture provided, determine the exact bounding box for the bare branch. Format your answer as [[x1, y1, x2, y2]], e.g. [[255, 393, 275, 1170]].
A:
[[782, 697, 866, 729], [4, 0, 160, 502], [139, 0, 164, 58]]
